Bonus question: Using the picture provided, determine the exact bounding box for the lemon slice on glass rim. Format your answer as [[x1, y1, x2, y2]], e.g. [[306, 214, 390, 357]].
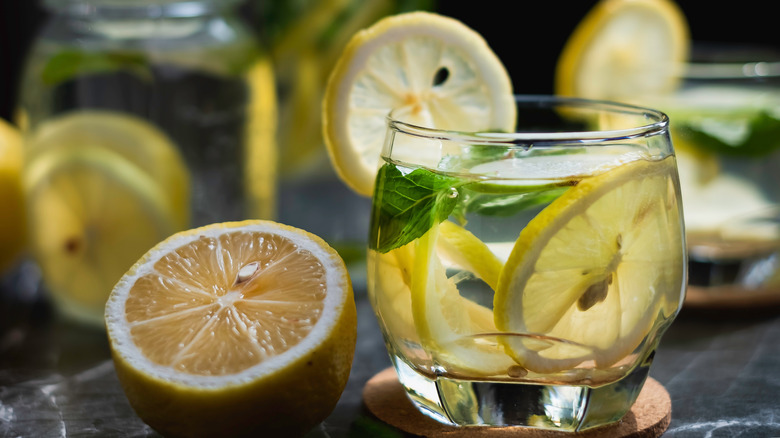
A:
[[322, 11, 516, 197], [554, 0, 689, 102], [494, 158, 685, 374], [105, 220, 356, 438]]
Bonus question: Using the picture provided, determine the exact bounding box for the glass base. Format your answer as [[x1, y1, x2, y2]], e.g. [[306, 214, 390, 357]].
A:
[[391, 353, 653, 432]]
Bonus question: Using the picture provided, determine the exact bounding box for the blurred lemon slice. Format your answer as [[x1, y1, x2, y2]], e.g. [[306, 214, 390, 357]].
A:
[[555, 0, 689, 102], [27, 110, 190, 228], [322, 11, 515, 196], [25, 145, 180, 325], [0, 118, 26, 273], [494, 158, 684, 374], [105, 220, 356, 437]]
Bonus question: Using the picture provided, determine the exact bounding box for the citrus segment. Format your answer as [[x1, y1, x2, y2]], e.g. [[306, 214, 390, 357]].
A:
[[555, 0, 689, 102], [323, 11, 515, 196], [25, 146, 178, 325], [0, 118, 26, 273], [494, 158, 684, 374], [106, 220, 356, 437]]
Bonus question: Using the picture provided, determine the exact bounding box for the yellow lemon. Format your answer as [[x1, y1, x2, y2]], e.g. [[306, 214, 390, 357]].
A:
[[322, 11, 515, 196], [555, 0, 689, 102], [26, 110, 190, 228], [105, 220, 356, 438], [0, 118, 26, 273], [25, 146, 180, 325], [494, 158, 685, 374], [24, 111, 190, 325]]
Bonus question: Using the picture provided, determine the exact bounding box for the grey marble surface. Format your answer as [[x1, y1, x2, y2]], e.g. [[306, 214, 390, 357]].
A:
[[2, 174, 780, 437]]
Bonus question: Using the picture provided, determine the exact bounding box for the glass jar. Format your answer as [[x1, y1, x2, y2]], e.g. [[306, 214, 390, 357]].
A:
[[16, 0, 277, 326]]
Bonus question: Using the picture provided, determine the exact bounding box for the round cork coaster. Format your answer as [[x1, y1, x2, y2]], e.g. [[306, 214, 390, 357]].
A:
[[362, 367, 671, 438]]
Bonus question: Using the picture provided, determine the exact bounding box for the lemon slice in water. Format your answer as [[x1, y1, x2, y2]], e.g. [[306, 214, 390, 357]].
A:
[[494, 158, 685, 374], [25, 146, 180, 325]]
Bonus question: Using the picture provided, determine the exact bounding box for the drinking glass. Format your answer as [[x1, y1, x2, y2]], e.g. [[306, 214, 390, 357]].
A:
[[650, 48, 780, 298], [367, 96, 687, 431]]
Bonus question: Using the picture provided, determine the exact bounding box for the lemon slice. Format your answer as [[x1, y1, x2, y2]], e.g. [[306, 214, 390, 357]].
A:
[[0, 118, 25, 273], [105, 220, 356, 438], [25, 146, 179, 325], [322, 11, 516, 196], [369, 220, 512, 375], [27, 110, 190, 228], [437, 220, 503, 290], [555, 0, 689, 102], [411, 223, 515, 376], [494, 157, 684, 374]]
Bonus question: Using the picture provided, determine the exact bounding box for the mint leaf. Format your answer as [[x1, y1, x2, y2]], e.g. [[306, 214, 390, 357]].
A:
[[41, 50, 151, 86], [370, 164, 461, 253], [681, 110, 780, 157], [458, 186, 570, 218]]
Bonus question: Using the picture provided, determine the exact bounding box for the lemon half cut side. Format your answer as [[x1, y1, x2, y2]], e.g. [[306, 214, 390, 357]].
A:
[[323, 11, 516, 196], [105, 220, 356, 438], [494, 157, 685, 374]]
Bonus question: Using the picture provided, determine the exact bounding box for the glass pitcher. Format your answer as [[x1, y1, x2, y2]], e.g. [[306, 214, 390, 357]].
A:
[[16, 0, 277, 326]]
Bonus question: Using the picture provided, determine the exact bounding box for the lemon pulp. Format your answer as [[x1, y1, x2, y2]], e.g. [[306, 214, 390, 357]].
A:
[[322, 11, 515, 196], [494, 157, 685, 374], [106, 220, 356, 437]]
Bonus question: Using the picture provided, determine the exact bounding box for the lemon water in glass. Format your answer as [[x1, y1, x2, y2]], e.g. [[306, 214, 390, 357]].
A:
[[367, 96, 687, 431], [654, 50, 780, 292]]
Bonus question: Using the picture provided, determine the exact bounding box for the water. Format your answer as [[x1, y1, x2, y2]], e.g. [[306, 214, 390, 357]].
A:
[[21, 61, 272, 225], [367, 151, 685, 431]]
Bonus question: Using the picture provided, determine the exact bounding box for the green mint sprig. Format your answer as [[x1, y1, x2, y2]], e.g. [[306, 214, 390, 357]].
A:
[[370, 163, 572, 253], [370, 164, 461, 253]]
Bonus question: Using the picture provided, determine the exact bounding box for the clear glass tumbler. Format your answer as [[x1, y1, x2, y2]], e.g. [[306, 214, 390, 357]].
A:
[[367, 96, 687, 431], [651, 48, 780, 296]]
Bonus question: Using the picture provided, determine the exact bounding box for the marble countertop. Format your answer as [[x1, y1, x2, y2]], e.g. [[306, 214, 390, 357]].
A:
[[2, 175, 779, 437]]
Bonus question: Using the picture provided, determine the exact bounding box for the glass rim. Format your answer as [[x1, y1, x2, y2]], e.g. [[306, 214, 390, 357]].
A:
[[681, 61, 780, 80], [386, 95, 670, 145], [42, 0, 242, 17]]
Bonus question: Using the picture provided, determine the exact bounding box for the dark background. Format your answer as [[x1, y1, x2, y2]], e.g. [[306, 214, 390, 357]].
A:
[[1, 1, 778, 122]]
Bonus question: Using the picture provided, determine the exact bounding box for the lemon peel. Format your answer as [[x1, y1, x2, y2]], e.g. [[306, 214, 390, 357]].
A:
[[106, 220, 356, 438], [322, 11, 515, 196]]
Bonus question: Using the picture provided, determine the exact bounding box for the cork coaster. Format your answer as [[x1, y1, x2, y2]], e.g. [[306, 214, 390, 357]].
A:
[[362, 367, 671, 438], [685, 284, 780, 310]]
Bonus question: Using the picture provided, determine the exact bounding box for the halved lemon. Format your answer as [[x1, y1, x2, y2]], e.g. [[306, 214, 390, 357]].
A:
[[25, 146, 180, 325], [555, 0, 689, 102], [105, 220, 356, 438], [322, 11, 515, 196], [494, 157, 685, 374], [0, 118, 25, 273]]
